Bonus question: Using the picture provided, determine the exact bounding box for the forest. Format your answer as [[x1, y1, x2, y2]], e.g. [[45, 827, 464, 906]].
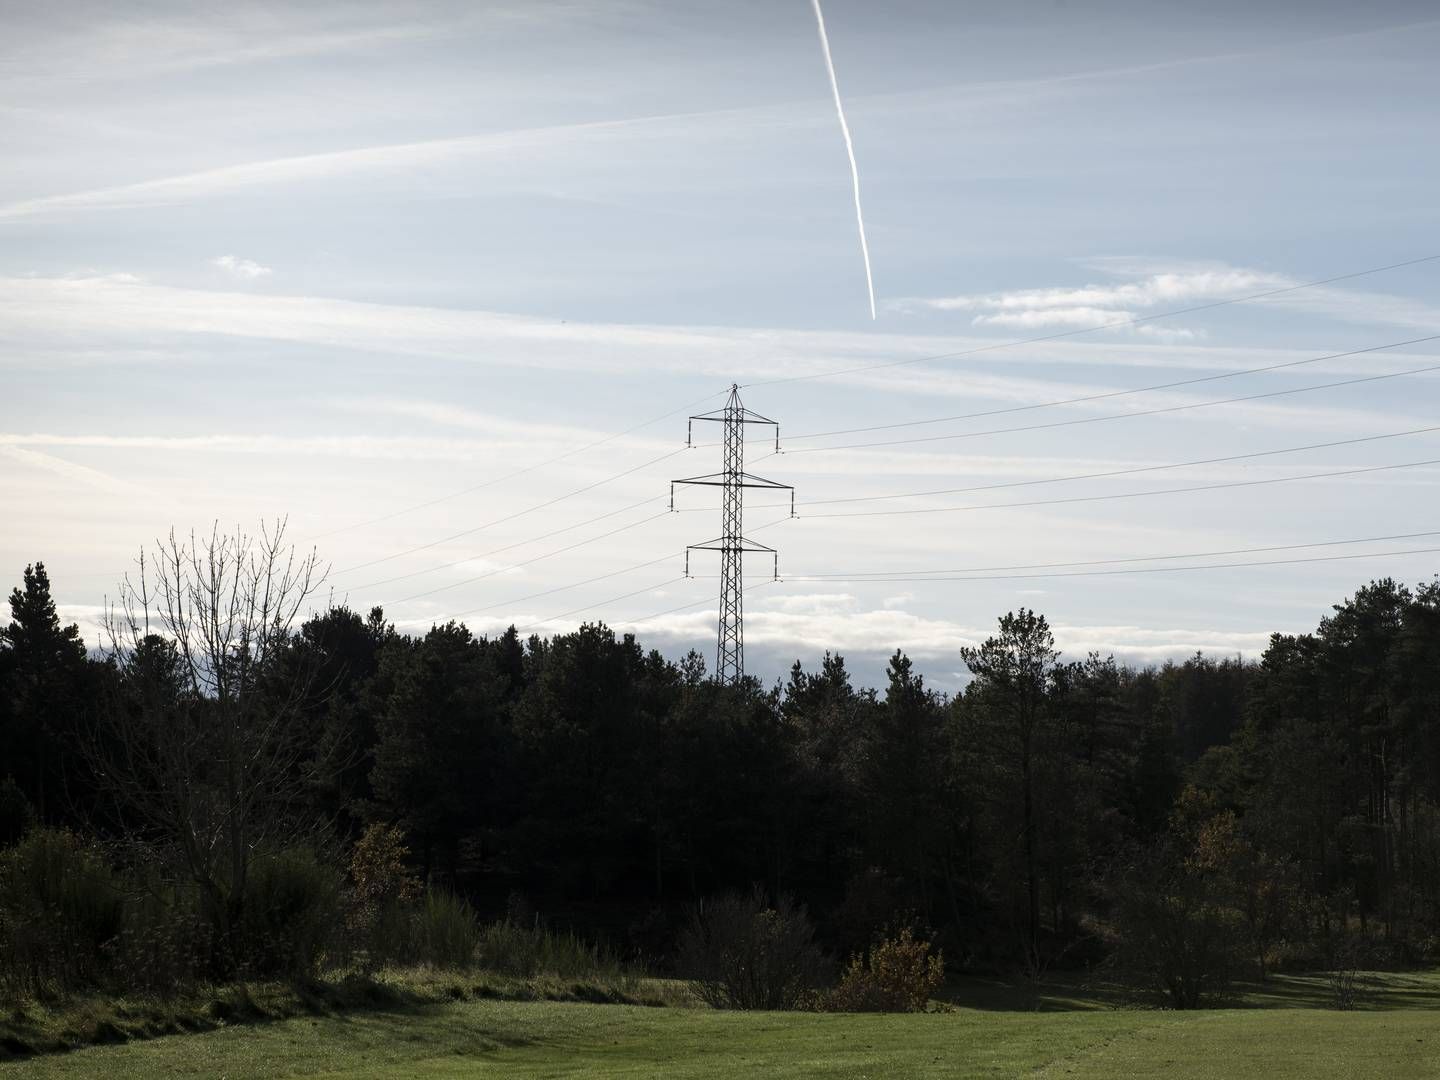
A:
[[3, 524, 1440, 1014]]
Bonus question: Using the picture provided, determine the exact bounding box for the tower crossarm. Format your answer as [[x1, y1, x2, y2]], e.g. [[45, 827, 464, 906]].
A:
[[687, 404, 783, 452], [683, 538, 779, 583], [670, 471, 795, 515]]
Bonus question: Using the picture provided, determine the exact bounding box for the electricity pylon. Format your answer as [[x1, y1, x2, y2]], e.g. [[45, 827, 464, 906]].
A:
[[672, 384, 793, 685]]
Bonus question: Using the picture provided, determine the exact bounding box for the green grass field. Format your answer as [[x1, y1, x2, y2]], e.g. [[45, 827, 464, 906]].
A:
[[4, 972, 1440, 1078]]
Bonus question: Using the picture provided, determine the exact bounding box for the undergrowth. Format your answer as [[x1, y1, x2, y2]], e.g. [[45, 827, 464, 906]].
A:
[[0, 965, 685, 1060]]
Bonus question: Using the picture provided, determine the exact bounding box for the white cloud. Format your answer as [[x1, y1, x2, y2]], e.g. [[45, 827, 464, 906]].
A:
[[971, 306, 1138, 329], [325, 397, 672, 452], [0, 432, 589, 462], [6, 274, 1434, 411], [898, 268, 1287, 340], [619, 598, 1277, 664], [908, 260, 1440, 341], [212, 255, 271, 280], [767, 593, 857, 614], [1135, 324, 1199, 343], [0, 445, 143, 494], [0, 103, 808, 223], [931, 270, 1285, 315]]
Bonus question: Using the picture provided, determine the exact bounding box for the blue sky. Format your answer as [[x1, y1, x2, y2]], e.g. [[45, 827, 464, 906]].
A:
[[4, 0, 1439, 688]]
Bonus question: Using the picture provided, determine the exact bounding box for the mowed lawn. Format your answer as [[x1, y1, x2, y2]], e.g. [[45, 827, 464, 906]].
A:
[[5, 975, 1440, 1079]]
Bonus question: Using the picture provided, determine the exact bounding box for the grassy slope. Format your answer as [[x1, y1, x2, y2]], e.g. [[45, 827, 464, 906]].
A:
[[4, 973, 1439, 1079]]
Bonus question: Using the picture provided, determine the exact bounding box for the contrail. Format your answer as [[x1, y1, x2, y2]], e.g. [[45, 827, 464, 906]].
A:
[[810, 0, 876, 320]]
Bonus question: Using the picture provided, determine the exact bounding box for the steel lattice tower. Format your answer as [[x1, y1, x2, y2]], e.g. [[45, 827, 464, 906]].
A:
[[672, 385, 793, 684]]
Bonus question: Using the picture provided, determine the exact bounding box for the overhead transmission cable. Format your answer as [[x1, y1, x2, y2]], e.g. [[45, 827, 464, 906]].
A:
[[384, 509, 675, 604], [334, 445, 689, 575], [787, 528, 1440, 579], [716, 424, 1440, 511], [741, 253, 1440, 389], [422, 551, 685, 624], [517, 577, 780, 637], [780, 352, 1440, 456], [799, 456, 1440, 520], [437, 517, 797, 633], [784, 334, 1440, 442], [310, 387, 728, 541], [515, 577, 692, 635], [781, 545, 1440, 583], [352, 492, 665, 592], [490, 533, 1440, 638]]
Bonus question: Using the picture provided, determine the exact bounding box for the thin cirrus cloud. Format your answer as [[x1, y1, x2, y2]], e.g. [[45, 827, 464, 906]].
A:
[[5, 273, 1435, 388], [0, 445, 143, 495], [0, 103, 815, 224], [212, 254, 272, 280], [0, 433, 575, 463], [892, 267, 1288, 340]]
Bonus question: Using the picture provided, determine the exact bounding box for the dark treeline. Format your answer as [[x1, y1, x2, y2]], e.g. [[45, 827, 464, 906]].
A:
[[3, 534, 1440, 1007]]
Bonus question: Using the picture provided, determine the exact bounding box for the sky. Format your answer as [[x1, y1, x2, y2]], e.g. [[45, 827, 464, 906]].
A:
[[3, 0, 1439, 690]]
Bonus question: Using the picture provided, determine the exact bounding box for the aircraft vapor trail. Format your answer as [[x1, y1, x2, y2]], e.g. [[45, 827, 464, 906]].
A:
[[810, 0, 876, 320]]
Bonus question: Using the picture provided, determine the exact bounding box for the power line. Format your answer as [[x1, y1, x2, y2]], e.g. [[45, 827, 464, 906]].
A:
[[386, 510, 674, 604], [412, 550, 683, 626], [479, 524, 794, 638], [334, 445, 688, 575], [624, 578, 778, 628], [742, 253, 1440, 389], [413, 535, 1434, 642], [309, 388, 728, 541], [781, 545, 1440, 583], [780, 355, 1440, 456], [765, 425, 1440, 510], [515, 577, 691, 635], [784, 334, 1440, 442], [802, 456, 1440, 520], [788, 529, 1440, 578], [351, 493, 665, 591]]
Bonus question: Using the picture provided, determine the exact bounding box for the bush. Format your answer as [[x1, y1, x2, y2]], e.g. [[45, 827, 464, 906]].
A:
[[676, 887, 831, 1010], [1112, 837, 1246, 1009], [0, 828, 123, 997], [109, 871, 210, 995], [478, 916, 621, 978], [347, 824, 420, 971], [0, 779, 36, 848], [412, 891, 479, 969], [348, 825, 419, 922], [820, 928, 944, 1012], [1325, 934, 1383, 1010], [239, 848, 343, 979]]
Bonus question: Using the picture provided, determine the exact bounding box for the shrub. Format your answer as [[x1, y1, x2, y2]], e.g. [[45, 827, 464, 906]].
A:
[[412, 891, 479, 969], [1111, 835, 1246, 1009], [347, 824, 420, 971], [0, 828, 123, 996], [1325, 934, 1380, 1010], [820, 928, 944, 1012], [0, 779, 36, 848], [348, 824, 419, 921], [109, 871, 210, 995], [478, 916, 620, 978], [675, 887, 831, 1010], [239, 847, 343, 979]]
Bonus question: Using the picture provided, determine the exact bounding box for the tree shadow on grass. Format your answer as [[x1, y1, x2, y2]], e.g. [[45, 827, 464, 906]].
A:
[[937, 970, 1440, 1013]]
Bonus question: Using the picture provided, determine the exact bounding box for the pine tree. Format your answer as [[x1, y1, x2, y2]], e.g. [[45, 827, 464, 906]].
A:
[[0, 563, 88, 820]]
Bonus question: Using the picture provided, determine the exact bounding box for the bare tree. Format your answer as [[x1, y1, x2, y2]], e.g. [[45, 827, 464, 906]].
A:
[[94, 520, 328, 970]]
